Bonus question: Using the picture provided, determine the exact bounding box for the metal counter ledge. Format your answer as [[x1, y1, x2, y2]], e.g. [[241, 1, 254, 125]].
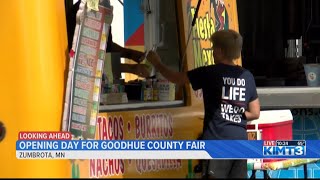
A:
[[99, 87, 320, 112], [257, 87, 320, 109], [99, 100, 184, 112]]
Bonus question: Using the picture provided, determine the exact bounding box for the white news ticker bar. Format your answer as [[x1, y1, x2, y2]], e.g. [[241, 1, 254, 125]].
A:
[[16, 150, 212, 159]]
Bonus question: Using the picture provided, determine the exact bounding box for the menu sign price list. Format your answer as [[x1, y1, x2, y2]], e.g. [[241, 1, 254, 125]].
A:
[[69, 2, 113, 139]]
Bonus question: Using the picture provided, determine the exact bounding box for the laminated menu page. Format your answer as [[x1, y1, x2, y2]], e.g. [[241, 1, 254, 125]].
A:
[[62, 0, 113, 140]]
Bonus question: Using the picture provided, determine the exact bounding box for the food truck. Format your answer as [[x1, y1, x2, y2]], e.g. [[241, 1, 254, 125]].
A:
[[62, 0, 237, 178], [0, 0, 320, 178]]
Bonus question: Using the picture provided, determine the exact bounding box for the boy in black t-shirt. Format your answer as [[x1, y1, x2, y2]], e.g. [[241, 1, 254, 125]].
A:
[[146, 29, 260, 178]]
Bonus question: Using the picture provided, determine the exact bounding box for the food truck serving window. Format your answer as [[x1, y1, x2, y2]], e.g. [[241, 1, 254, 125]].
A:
[[237, 0, 320, 108], [237, 0, 320, 87], [99, 0, 184, 112]]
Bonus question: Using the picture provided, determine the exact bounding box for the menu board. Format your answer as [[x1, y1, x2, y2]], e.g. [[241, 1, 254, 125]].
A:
[[67, 2, 113, 140]]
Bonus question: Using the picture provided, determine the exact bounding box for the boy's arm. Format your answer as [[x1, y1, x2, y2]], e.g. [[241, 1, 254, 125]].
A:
[[244, 98, 260, 121], [146, 51, 189, 85], [154, 62, 189, 85]]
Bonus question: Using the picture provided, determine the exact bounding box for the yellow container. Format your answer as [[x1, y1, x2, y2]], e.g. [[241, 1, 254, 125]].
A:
[[0, 0, 69, 178]]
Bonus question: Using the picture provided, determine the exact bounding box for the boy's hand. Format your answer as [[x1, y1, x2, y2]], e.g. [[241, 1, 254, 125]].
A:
[[146, 50, 161, 66]]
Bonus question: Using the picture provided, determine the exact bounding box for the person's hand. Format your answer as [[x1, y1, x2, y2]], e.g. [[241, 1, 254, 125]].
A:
[[133, 64, 151, 78], [146, 50, 161, 66], [130, 50, 145, 63]]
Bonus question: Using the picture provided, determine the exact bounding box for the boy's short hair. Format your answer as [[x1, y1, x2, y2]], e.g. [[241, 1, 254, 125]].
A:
[[210, 29, 243, 60]]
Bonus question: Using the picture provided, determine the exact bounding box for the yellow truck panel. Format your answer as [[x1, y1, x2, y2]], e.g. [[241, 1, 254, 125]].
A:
[[0, 0, 69, 178]]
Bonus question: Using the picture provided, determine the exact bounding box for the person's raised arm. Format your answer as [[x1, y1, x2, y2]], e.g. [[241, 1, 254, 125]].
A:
[[110, 42, 144, 63], [146, 51, 189, 86], [120, 64, 150, 78]]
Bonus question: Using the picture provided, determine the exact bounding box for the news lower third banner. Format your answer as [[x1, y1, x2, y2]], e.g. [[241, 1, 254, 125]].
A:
[[16, 140, 320, 160]]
